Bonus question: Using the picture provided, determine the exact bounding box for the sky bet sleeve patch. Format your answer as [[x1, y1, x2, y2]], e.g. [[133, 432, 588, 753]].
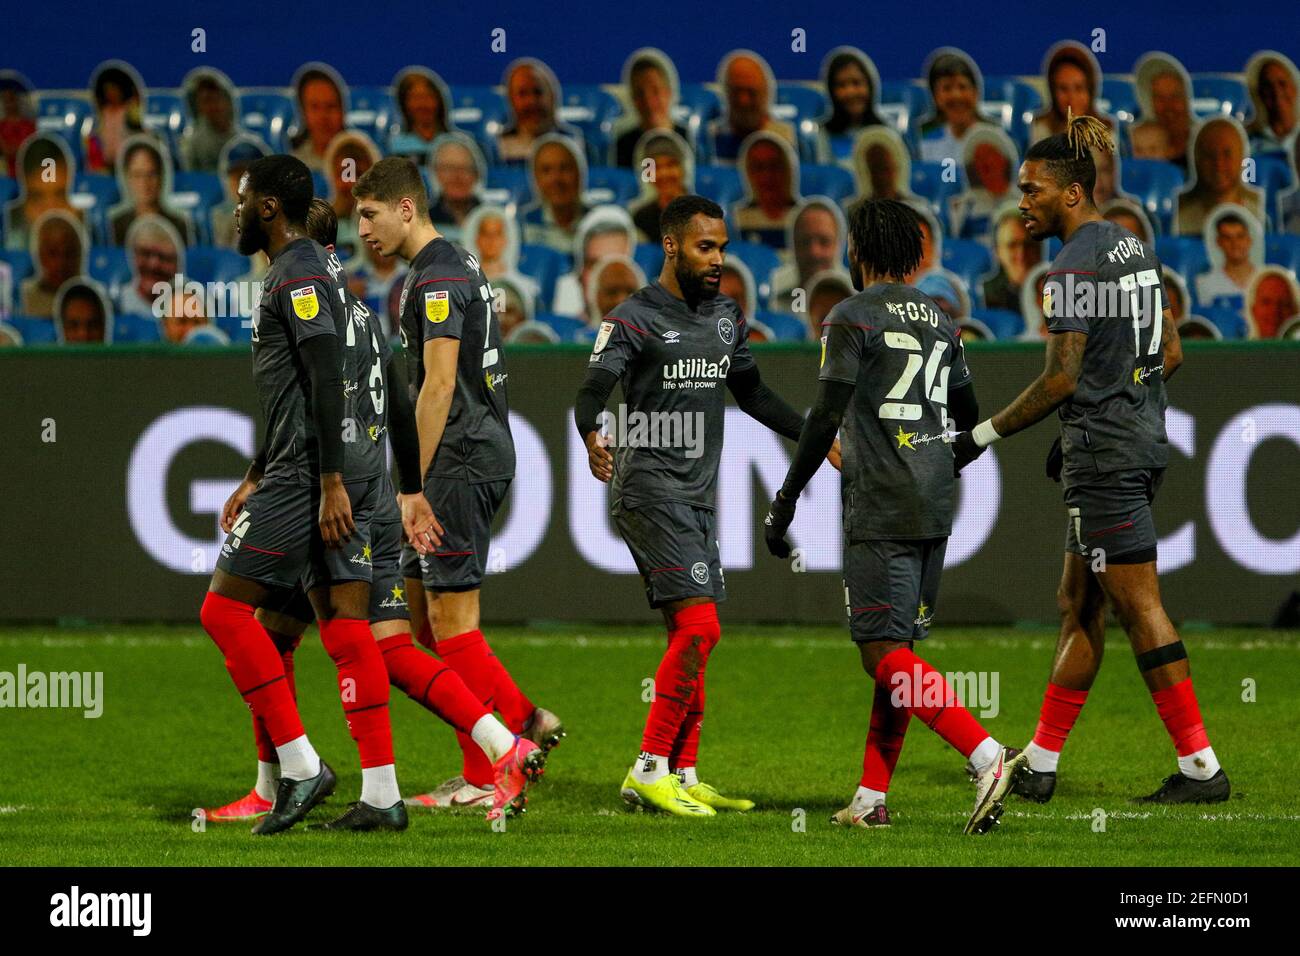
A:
[[290, 286, 319, 320], [425, 289, 450, 323]]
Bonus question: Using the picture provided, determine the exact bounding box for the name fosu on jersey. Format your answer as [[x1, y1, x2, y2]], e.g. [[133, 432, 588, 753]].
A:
[[662, 354, 731, 389]]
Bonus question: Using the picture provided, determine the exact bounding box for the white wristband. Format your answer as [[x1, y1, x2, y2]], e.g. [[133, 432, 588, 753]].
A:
[[971, 419, 1001, 448]]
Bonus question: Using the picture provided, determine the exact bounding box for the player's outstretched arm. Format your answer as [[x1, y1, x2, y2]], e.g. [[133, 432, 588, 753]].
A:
[[573, 365, 619, 482], [726, 363, 805, 441], [416, 337, 459, 479], [1160, 309, 1182, 381], [300, 333, 354, 548], [221, 444, 265, 533], [386, 355, 443, 554], [764, 378, 854, 558]]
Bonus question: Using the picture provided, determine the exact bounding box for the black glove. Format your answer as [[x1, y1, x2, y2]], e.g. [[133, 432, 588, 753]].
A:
[[764, 491, 797, 559], [1045, 436, 1063, 482], [951, 430, 986, 476]]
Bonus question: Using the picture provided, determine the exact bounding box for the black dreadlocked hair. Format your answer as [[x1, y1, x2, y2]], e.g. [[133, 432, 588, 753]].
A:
[[846, 197, 923, 281], [1023, 108, 1115, 202]]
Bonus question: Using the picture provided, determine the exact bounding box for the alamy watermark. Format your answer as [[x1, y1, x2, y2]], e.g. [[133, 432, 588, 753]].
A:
[[0, 664, 103, 718], [597, 403, 706, 459]]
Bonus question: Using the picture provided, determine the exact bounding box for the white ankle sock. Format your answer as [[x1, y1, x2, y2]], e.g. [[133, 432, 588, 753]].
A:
[[255, 761, 278, 801], [361, 764, 401, 808], [275, 735, 321, 782], [470, 714, 516, 764], [676, 766, 699, 788], [1179, 746, 1221, 781], [1025, 741, 1061, 773], [632, 752, 669, 784], [852, 786, 887, 812], [968, 736, 1001, 775]]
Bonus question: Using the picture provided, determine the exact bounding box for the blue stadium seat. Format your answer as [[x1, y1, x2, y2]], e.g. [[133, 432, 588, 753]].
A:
[[216, 314, 254, 344], [1265, 235, 1300, 274], [1122, 159, 1185, 234], [694, 164, 744, 208], [634, 243, 664, 280], [971, 307, 1026, 340], [1191, 75, 1250, 120], [171, 171, 224, 244], [451, 85, 508, 150], [800, 164, 855, 204], [560, 85, 623, 168], [347, 85, 395, 143], [239, 91, 295, 152], [534, 312, 589, 342], [186, 246, 245, 284], [911, 161, 964, 229], [1098, 78, 1138, 124], [585, 166, 640, 206], [0, 250, 34, 282], [775, 83, 828, 126], [941, 239, 993, 290], [878, 81, 930, 138], [87, 246, 131, 289], [35, 95, 93, 159], [726, 241, 780, 299], [143, 91, 186, 156], [1200, 302, 1247, 339], [114, 313, 162, 343], [74, 172, 120, 210], [754, 309, 808, 342], [1254, 153, 1292, 226], [311, 170, 329, 200], [982, 77, 1043, 150], [675, 84, 722, 126], [0, 176, 16, 206], [1155, 236, 1209, 279], [483, 165, 531, 206], [516, 244, 568, 309], [7, 315, 57, 344]]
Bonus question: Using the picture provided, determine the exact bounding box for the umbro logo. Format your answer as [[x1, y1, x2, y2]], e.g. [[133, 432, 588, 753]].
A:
[[662, 329, 681, 344]]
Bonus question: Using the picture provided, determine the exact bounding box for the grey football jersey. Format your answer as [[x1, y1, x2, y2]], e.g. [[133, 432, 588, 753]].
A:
[[1044, 219, 1169, 481], [819, 284, 972, 540], [251, 237, 348, 485], [589, 281, 756, 512], [398, 237, 515, 484], [341, 289, 388, 484]]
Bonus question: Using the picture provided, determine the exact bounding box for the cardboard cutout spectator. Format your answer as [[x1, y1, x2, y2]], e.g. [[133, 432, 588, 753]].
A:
[[554, 206, 637, 317], [1279, 131, 1300, 232], [389, 66, 453, 154], [520, 134, 589, 254], [463, 204, 541, 305], [179, 67, 239, 173], [1090, 145, 1129, 206], [720, 258, 758, 318], [1019, 260, 1052, 337], [904, 203, 950, 285], [1175, 117, 1263, 234], [957, 317, 996, 342], [211, 134, 271, 250], [707, 50, 796, 165], [612, 49, 688, 169], [118, 214, 184, 318], [54, 277, 113, 344], [1130, 52, 1193, 169], [0, 71, 37, 177], [1162, 267, 1190, 323], [323, 130, 382, 258], [584, 254, 646, 325], [0, 321, 22, 347], [629, 128, 693, 243], [1196, 205, 1264, 304], [159, 288, 213, 343], [1030, 42, 1114, 145], [347, 226, 406, 307], [1244, 51, 1299, 154], [805, 269, 855, 339], [84, 60, 145, 173], [818, 47, 885, 166], [5, 133, 81, 252], [1176, 315, 1221, 341], [1246, 266, 1300, 338], [496, 58, 581, 165], [20, 210, 87, 318], [917, 269, 971, 320], [1279, 314, 1300, 340], [488, 274, 534, 341], [771, 197, 847, 312], [918, 47, 994, 163], [734, 130, 800, 250], [289, 63, 348, 172], [110, 134, 194, 246], [1101, 197, 1155, 243], [948, 126, 1019, 242], [428, 132, 486, 240], [981, 205, 1042, 315], [851, 126, 914, 202]]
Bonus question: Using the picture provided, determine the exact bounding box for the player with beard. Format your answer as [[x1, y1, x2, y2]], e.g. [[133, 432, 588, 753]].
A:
[[204, 199, 543, 825], [764, 198, 1028, 834], [952, 113, 1229, 805], [574, 194, 838, 816], [201, 155, 401, 833], [352, 157, 559, 812]]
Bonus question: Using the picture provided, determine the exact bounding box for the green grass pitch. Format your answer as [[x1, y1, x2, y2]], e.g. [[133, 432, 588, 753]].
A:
[[2, 624, 1297, 866]]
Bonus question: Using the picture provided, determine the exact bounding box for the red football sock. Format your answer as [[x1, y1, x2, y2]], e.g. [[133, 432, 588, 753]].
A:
[[1031, 683, 1089, 755], [861, 679, 911, 792], [1151, 677, 1212, 757], [436, 629, 534, 734], [414, 619, 436, 651], [252, 629, 303, 763], [319, 618, 393, 769], [874, 647, 989, 759], [378, 632, 490, 735], [642, 604, 721, 757], [668, 661, 708, 771], [200, 592, 304, 747]]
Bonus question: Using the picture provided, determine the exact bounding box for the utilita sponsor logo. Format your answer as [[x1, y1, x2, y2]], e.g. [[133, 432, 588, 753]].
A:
[[49, 886, 151, 936], [662, 355, 730, 389]]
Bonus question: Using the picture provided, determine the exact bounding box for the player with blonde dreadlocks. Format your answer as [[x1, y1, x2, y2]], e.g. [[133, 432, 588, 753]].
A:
[[953, 110, 1230, 806]]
